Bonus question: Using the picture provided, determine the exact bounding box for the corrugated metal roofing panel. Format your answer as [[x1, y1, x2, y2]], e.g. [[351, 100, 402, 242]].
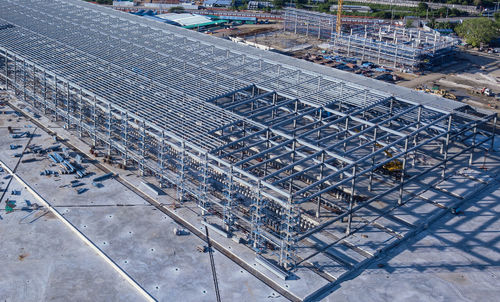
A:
[[156, 13, 212, 27]]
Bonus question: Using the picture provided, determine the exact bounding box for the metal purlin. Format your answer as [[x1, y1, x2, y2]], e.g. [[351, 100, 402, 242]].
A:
[[0, 0, 496, 271]]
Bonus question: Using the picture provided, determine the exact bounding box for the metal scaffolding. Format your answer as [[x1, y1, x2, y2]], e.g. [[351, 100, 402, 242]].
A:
[[283, 8, 459, 71], [331, 25, 459, 71], [283, 8, 385, 40], [283, 8, 338, 40], [0, 0, 496, 271]]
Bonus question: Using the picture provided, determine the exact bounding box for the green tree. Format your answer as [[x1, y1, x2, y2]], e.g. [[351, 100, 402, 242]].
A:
[[296, 0, 307, 9], [318, 2, 330, 12], [168, 6, 185, 13], [417, 2, 428, 12], [428, 17, 437, 28], [85, 0, 112, 4], [494, 12, 500, 24], [455, 18, 499, 47], [273, 0, 284, 9], [373, 11, 392, 18]]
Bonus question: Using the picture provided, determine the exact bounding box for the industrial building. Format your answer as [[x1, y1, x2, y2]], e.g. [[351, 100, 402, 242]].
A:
[[331, 25, 459, 71], [247, 1, 274, 10], [329, 5, 372, 13], [283, 8, 384, 40], [155, 13, 225, 28], [283, 8, 459, 72], [203, 0, 233, 7], [0, 0, 498, 300], [283, 8, 339, 40]]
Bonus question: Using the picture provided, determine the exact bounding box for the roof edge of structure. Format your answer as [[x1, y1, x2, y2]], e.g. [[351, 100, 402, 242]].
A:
[[80, 1, 473, 113], [53, 0, 493, 116]]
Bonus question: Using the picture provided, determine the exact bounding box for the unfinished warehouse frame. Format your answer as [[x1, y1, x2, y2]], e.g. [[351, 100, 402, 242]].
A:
[[0, 0, 496, 272], [283, 8, 385, 40], [283, 8, 459, 72], [331, 25, 459, 71], [283, 8, 337, 40]]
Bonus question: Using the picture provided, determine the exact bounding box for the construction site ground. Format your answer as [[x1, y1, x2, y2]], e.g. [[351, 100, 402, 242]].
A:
[[0, 93, 287, 302], [396, 48, 500, 114], [2, 74, 500, 301], [234, 30, 324, 52], [222, 29, 412, 84], [210, 23, 282, 39], [222, 28, 500, 115]]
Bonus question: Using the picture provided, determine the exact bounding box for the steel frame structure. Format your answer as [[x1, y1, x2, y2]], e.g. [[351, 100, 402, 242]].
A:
[[331, 25, 459, 71], [283, 8, 386, 40], [283, 8, 338, 40], [283, 8, 458, 71], [0, 0, 496, 270]]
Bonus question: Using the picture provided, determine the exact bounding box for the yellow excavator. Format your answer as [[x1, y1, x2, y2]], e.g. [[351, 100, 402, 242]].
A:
[[352, 128, 402, 175], [382, 148, 403, 173], [415, 86, 456, 100], [435, 88, 457, 100], [376, 143, 403, 175]]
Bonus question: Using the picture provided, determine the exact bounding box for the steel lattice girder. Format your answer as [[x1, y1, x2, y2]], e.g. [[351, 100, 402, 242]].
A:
[[0, 0, 497, 269]]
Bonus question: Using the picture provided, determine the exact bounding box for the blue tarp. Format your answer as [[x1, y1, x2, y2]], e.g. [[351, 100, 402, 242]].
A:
[[375, 67, 388, 72], [435, 28, 454, 34], [204, 0, 232, 6], [217, 15, 257, 22]]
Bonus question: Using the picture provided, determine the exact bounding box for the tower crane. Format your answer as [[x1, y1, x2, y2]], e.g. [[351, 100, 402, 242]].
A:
[[336, 0, 343, 34]]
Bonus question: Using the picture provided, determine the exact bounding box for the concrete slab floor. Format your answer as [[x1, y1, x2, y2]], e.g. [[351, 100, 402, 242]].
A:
[[317, 169, 500, 301], [0, 104, 288, 301], [0, 176, 143, 302], [2, 93, 500, 301]]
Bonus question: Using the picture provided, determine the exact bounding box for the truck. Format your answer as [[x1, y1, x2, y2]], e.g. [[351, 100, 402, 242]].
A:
[[469, 87, 494, 97]]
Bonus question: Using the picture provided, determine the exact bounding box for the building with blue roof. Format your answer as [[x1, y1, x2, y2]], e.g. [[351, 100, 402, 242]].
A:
[[203, 0, 233, 7]]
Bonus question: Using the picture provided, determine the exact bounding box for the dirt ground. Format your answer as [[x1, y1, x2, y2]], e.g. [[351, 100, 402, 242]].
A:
[[240, 31, 327, 52], [397, 48, 500, 112], [212, 24, 500, 112], [210, 23, 281, 39]]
